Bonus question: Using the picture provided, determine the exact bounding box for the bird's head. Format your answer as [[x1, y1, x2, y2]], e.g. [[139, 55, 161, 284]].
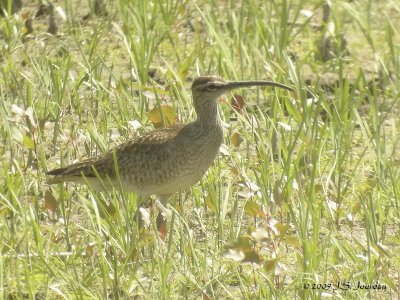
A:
[[190, 75, 293, 121], [191, 76, 293, 100]]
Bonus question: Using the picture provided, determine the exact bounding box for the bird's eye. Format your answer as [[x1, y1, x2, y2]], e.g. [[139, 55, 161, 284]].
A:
[[206, 83, 218, 91]]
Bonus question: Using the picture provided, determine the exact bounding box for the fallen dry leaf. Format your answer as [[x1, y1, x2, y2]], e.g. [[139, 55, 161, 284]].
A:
[[147, 104, 177, 128]]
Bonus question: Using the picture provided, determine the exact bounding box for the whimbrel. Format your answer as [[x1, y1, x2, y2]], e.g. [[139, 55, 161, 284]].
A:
[[47, 76, 293, 205]]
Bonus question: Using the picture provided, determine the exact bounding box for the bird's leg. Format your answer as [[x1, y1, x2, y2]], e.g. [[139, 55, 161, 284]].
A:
[[156, 195, 171, 240]]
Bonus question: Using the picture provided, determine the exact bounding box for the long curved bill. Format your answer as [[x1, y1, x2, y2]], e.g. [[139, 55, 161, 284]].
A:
[[224, 80, 294, 92]]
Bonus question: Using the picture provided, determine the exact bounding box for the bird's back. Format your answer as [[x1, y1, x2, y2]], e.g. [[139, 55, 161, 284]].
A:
[[47, 121, 223, 196]]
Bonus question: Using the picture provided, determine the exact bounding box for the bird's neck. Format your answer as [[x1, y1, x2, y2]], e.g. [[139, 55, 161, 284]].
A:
[[194, 97, 220, 127]]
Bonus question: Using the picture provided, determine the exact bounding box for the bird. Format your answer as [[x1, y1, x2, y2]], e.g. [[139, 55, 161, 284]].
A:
[[47, 76, 293, 206]]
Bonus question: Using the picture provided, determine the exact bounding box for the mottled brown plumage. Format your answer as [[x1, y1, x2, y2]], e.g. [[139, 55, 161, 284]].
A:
[[47, 76, 293, 202]]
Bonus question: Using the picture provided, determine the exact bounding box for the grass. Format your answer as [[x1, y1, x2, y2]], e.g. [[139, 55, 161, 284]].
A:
[[1, 0, 399, 299]]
